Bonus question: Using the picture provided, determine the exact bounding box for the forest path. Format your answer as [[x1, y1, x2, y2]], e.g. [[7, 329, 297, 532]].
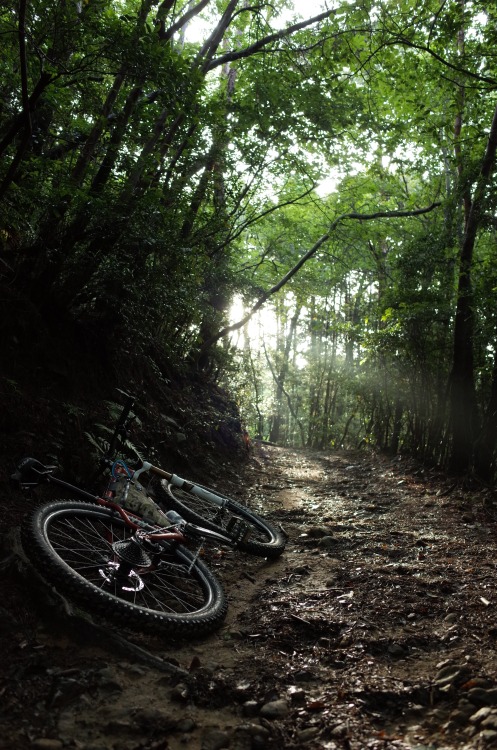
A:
[[3, 445, 497, 750]]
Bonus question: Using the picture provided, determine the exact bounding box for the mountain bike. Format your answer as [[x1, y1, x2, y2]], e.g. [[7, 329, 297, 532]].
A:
[[98, 392, 287, 559], [13, 457, 232, 637]]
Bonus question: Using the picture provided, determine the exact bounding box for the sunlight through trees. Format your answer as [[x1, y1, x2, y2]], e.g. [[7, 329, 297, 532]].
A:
[[2, 0, 497, 478]]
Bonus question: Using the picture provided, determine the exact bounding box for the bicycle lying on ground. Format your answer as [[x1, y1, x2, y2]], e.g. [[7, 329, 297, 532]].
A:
[[13, 456, 232, 636], [12, 392, 286, 636]]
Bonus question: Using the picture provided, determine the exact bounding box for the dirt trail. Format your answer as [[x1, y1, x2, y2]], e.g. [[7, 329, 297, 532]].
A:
[[2, 445, 497, 750]]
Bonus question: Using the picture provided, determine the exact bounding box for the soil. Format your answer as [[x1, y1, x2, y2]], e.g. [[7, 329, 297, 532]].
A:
[[2, 443, 497, 750]]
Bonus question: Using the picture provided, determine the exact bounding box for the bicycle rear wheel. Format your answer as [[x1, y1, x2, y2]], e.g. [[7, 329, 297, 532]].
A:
[[21, 501, 227, 636], [154, 480, 287, 558]]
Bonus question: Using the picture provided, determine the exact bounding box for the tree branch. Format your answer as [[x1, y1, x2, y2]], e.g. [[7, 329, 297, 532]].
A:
[[392, 36, 497, 86], [206, 9, 336, 71], [158, 0, 211, 42], [209, 184, 317, 255], [198, 201, 441, 353]]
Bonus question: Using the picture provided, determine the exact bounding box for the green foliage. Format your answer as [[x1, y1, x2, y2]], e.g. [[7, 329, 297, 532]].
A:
[[2, 0, 497, 476]]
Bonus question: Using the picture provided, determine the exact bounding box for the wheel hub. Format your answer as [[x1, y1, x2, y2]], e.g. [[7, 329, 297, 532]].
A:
[[98, 561, 145, 592]]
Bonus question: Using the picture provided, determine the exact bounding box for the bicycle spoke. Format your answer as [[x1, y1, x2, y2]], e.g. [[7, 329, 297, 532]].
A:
[[45, 513, 210, 614]]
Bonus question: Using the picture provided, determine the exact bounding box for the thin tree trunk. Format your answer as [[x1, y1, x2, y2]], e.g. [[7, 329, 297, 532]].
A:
[[475, 348, 497, 482], [0, 0, 33, 198], [266, 306, 300, 444]]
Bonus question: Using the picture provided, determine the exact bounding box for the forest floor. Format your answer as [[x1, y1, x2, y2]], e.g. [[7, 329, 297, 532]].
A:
[[2, 443, 497, 750]]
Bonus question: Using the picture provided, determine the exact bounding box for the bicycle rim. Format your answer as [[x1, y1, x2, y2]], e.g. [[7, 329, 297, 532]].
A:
[[154, 480, 287, 558]]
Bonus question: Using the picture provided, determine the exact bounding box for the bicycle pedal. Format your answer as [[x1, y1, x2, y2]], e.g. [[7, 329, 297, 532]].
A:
[[226, 517, 250, 545]]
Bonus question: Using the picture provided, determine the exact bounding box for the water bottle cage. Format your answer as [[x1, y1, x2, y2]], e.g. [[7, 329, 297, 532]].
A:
[[226, 516, 250, 546]]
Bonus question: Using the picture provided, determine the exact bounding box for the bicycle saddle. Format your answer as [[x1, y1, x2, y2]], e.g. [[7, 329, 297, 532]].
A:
[[12, 457, 56, 485]]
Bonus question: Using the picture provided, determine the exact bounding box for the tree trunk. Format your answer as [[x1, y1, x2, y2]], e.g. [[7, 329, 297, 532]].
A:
[[448, 101, 497, 473]]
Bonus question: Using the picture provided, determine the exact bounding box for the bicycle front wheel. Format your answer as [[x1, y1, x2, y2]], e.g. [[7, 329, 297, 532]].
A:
[[21, 501, 227, 636], [154, 480, 287, 558]]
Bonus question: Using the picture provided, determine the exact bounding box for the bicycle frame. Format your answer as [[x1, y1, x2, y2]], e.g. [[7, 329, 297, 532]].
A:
[[14, 455, 236, 549], [15, 459, 186, 544]]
